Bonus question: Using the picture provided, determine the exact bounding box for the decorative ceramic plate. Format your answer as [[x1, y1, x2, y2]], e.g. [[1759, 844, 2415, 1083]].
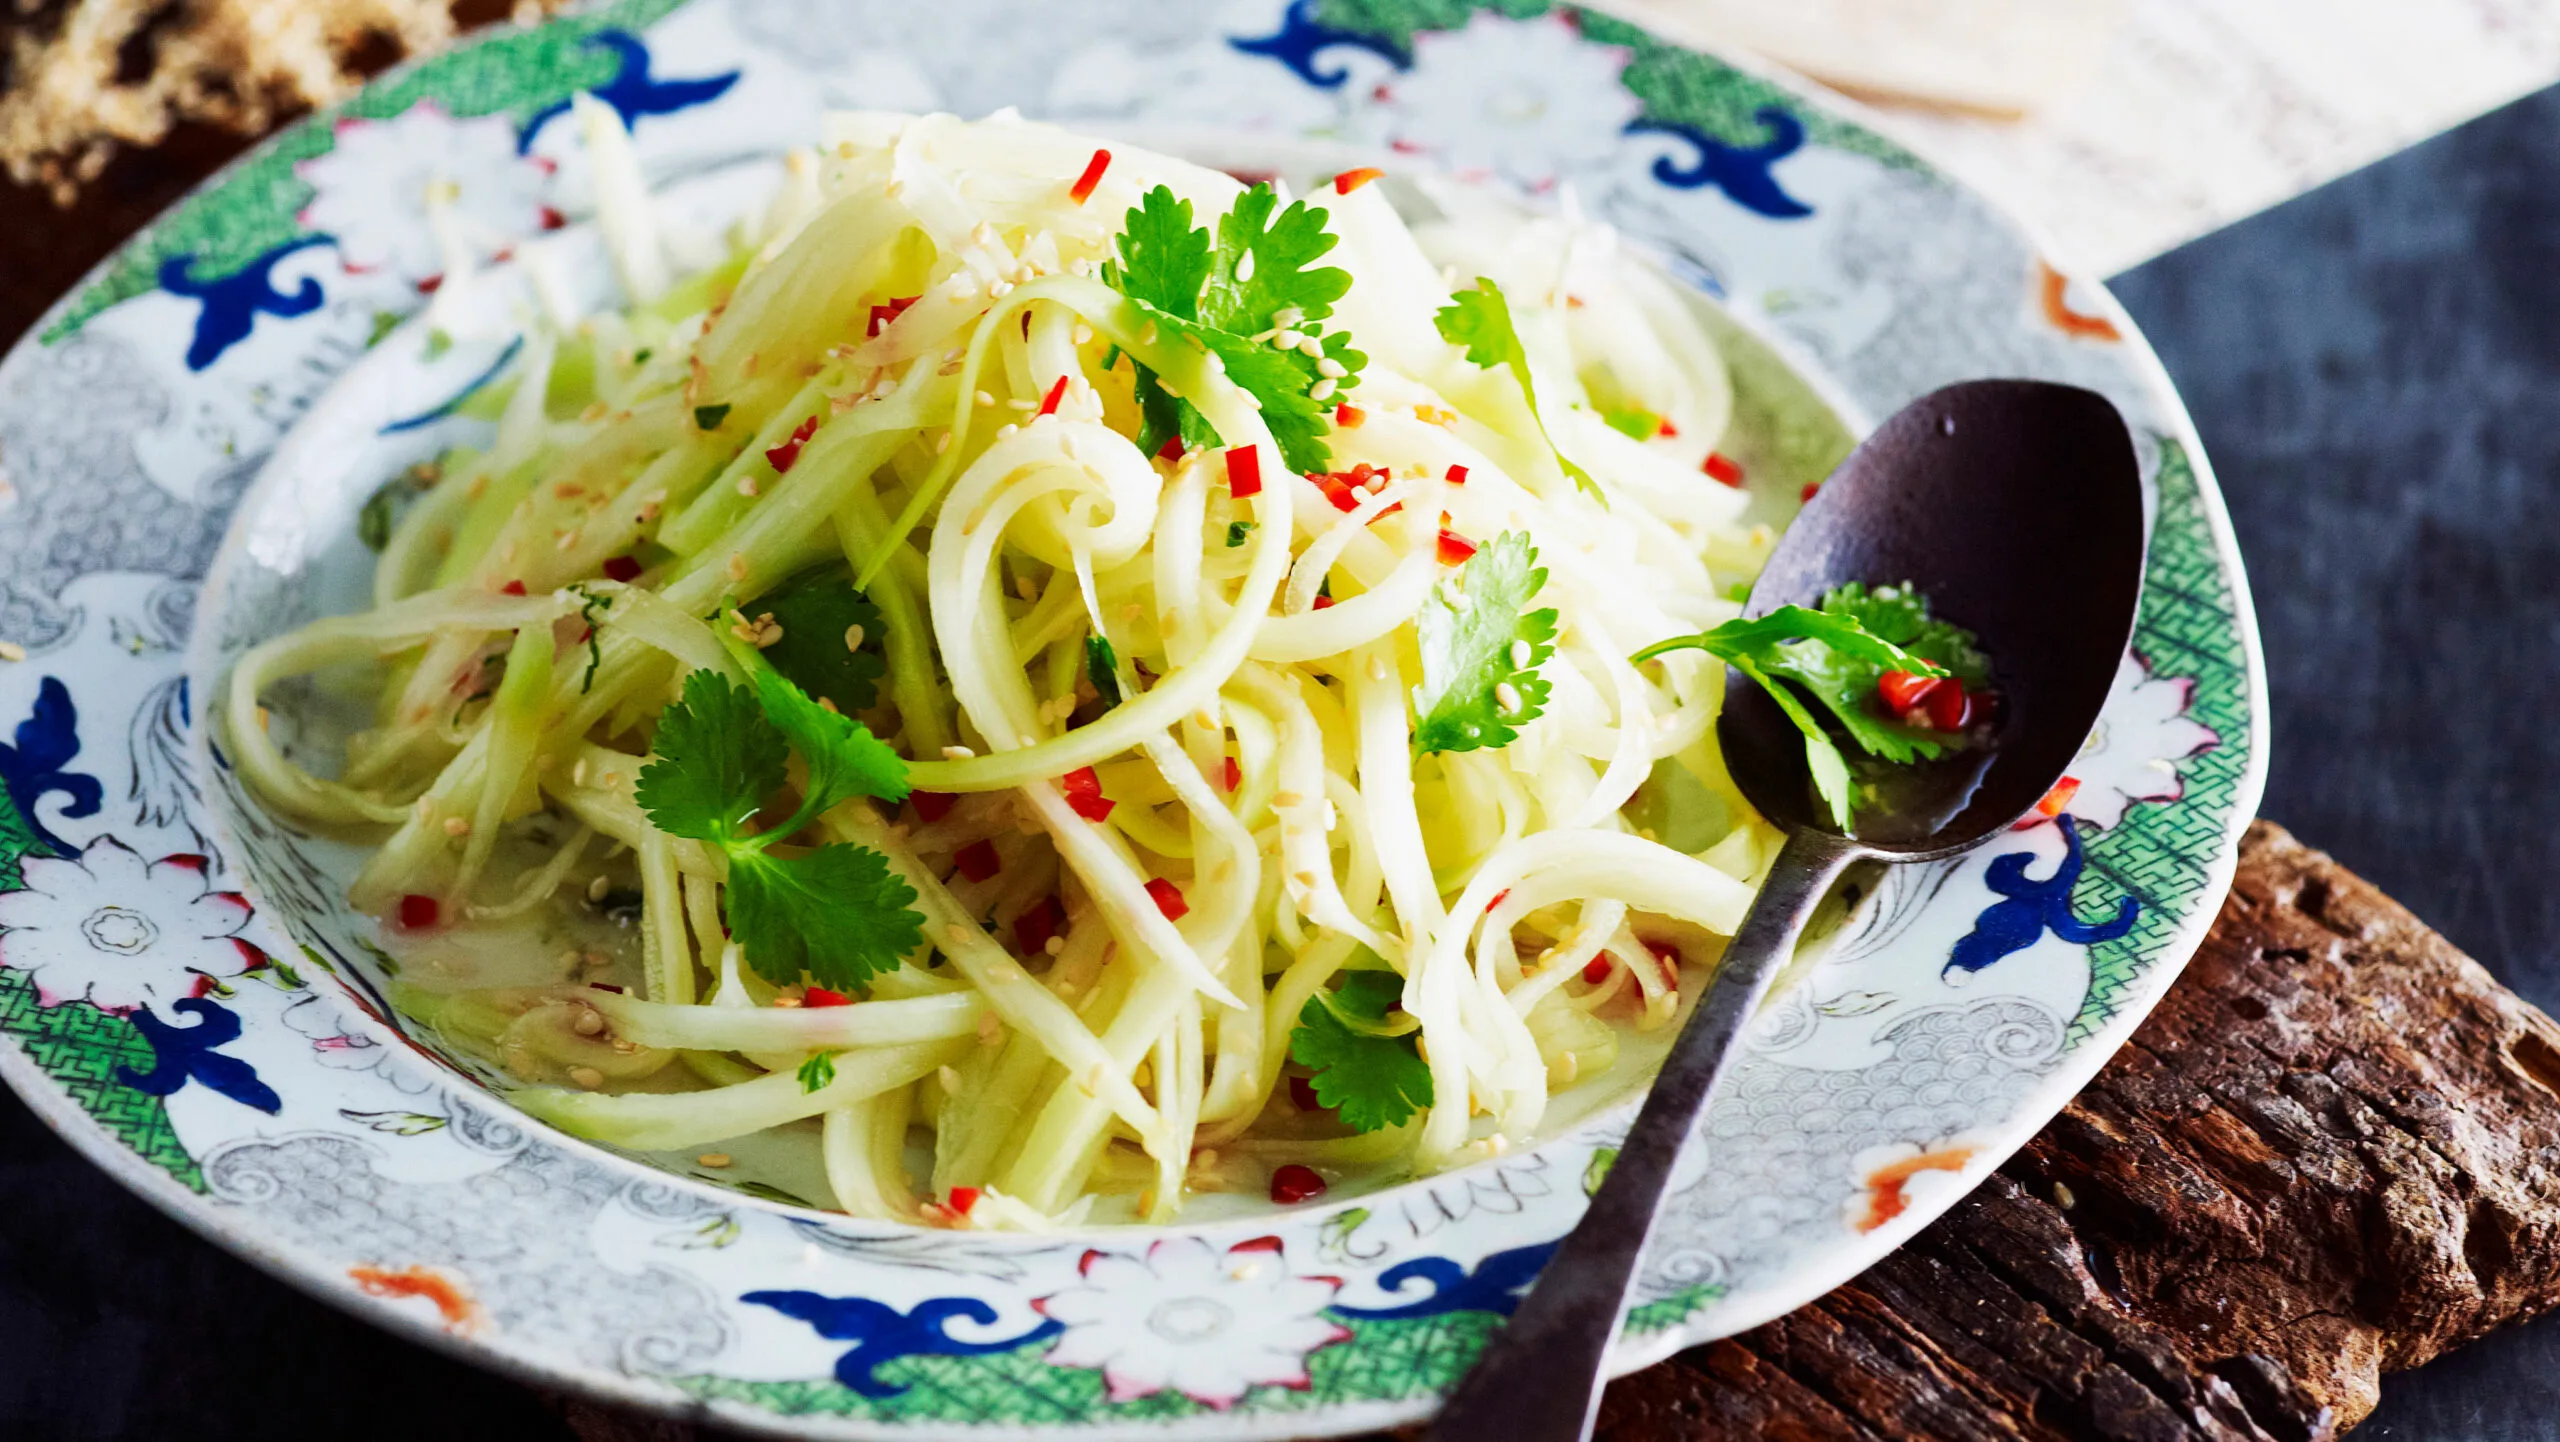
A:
[[0, 1, 2265, 1435]]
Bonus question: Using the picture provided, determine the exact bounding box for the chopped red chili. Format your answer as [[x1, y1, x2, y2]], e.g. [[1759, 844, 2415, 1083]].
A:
[[499, 579, 527, 596], [1014, 896, 1062, 956], [601, 555, 643, 583], [1801, 482, 1823, 504], [1436, 529, 1478, 565], [765, 415, 820, 474], [1145, 877, 1189, 921], [1702, 452, 1745, 487], [1226, 445, 1262, 498], [1582, 954, 1613, 985], [1037, 374, 1071, 417], [1444, 463, 1469, 485], [1877, 670, 1940, 716], [397, 894, 440, 930], [1069, 148, 1112, 205], [1061, 766, 1114, 822], [1332, 167, 1384, 196], [911, 791, 957, 824], [1924, 680, 1973, 732], [1269, 1163, 1328, 1204], [1156, 436, 1185, 463], [803, 986, 852, 1009], [1335, 403, 1365, 428], [953, 839, 1002, 883], [947, 1185, 982, 1216], [866, 295, 918, 337], [1288, 1074, 1324, 1112]]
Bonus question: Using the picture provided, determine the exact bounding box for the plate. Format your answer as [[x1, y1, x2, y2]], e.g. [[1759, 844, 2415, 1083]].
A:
[[0, 1, 2266, 1435]]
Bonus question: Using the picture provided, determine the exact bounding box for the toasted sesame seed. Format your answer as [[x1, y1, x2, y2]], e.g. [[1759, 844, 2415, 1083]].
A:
[[1043, 935, 1065, 956], [572, 1008, 605, 1036], [1495, 681, 1523, 713], [697, 1153, 733, 1168], [942, 745, 975, 760], [567, 1065, 605, 1089], [586, 874, 611, 903], [442, 816, 471, 837], [843, 623, 866, 652], [1510, 639, 1533, 668]]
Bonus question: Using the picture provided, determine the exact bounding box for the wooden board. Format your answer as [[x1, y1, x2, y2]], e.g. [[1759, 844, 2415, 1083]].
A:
[[543, 822, 2560, 1441]]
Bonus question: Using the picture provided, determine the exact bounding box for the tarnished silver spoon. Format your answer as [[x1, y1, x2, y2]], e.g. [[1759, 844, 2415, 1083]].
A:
[[1430, 379, 2146, 1442]]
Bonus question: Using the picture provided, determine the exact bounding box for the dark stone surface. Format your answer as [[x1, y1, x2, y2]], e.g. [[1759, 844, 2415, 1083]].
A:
[[2111, 81, 2560, 1442], [6, 61, 2560, 1442]]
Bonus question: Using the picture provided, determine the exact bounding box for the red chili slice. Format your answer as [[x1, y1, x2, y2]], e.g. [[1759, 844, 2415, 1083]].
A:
[[499, 579, 527, 596], [1288, 1074, 1324, 1112], [1061, 767, 1114, 822], [1444, 463, 1469, 485], [1924, 681, 1973, 732], [1036, 375, 1071, 417], [398, 894, 440, 930], [1877, 669, 1941, 716], [1145, 877, 1189, 921], [765, 416, 820, 474], [1014, 896, 1062, 956], [953, 839, 1002, 883], [1702, 452, 1745, 487], [947, 1185, 982, 1216], [1223, 755, 1242, 792], [911, 791, 957, 824], [1436, 529, 1477, 565], [1269, 1163, 1328, 1204], [1658, 419, 1680, 439], [1069, 149, 1112, 205], [1582, 954, 1613, 985], [2036, 777, 2081, 818], [1156, 436, 1185, 463], [1332, 167, 1384, 195], [601, 555, 642, 583], [1226, 445, 1262, 498], [1335, 403, 1365, 428], [1801, 482, 1822, 504], [1310, 594, 1335, 610], [803, 986, 852, 1009], [866, 295, 918, 337]]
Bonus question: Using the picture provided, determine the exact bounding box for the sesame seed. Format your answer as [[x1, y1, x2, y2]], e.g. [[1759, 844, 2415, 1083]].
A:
[[938, 1065, 963, 1096], [1495, 681, 1523, 713], [1272, 790, 1304, 808], [0, 641, 26, 662], [442, 816, 471, 837], [736, 475, 759, 497], [572, 1008, 605, 1036], [942, 745, 975, 759], [586, 874, 611, 902], [843, 624, 866, 652], [725, 553, 749, 582], [936, 431, 954, 453], [1316, 356, 1346, 378], [567, 1066, 605, 1089], [1510, 639, 1532, 668], [975, 390, 995, 407], [1043, 935, 1065, 956], [1309, 377, 1338, 402], [697, 1153, 733, 1168]]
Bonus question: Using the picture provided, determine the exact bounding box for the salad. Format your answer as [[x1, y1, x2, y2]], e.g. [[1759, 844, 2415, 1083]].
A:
[[224, 110, 1986, 1227]]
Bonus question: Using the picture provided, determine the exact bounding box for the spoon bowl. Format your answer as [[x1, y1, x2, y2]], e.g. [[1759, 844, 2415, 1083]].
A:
[[1721, 380, 2146, 852], [1432, 379, 2147, 1442]]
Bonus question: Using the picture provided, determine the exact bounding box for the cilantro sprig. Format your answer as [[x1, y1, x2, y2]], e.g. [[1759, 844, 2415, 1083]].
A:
[[635, 667, 921, 991], [756, 565, 888, 714], [1435, 277, 1603, 503], [1633, 584, 1981, 829], [1289, 971, 1433, 1133], [1411, 532, 1558, 755], [1102, 184, 1367, 474]]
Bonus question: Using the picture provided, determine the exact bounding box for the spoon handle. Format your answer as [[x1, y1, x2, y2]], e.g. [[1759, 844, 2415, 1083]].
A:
[[1429, 827, 1862, 1442]]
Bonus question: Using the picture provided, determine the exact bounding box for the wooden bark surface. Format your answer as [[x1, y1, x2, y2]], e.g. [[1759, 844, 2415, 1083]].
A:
[[551, 822, 2560, 1441]]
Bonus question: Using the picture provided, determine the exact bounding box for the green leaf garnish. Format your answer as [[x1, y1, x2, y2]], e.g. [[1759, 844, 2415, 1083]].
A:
[[1435, 277, 1603, 503], [1411, 532, 1559, 755], [756, 566, 887, 713], [634, 669, 921, 989], [1226, 520, 1256, 548], [797, 1052, 837, 1093], [1602, 405, 1661, 441], [694, 403, 732, 430], [1632, 583, 1976, 828], [1085, 635, 1124, 707], [1102, 183, 1366, 474], [1288, 970, 1433, 1133]]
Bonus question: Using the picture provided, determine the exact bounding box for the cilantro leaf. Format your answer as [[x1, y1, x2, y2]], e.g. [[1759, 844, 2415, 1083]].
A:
[[1291, 971, 1432, 1133], [751, 667, 911, 821], [727, 846, 923, 991], [1411, 532, 1558, 755], [797, 1052, 837, 1093], [1199, 185, 1352, 334], [1107, 187, 1214, 320], [633, 671, 786, 845], [1226, 520, 1256, 548], [1435, 278, 1603, 503], [1085, 635, 1123, 707], [1817, 582, 1989, 687], [694, 403, 731, 430], [1632, 589, 1974, 828], [1105, 183, 1365, 474], [758, 565, 888, 713]]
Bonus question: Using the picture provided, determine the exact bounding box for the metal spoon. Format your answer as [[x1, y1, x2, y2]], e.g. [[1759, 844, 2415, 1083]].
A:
[[1429, 379, 2146, 1442]]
